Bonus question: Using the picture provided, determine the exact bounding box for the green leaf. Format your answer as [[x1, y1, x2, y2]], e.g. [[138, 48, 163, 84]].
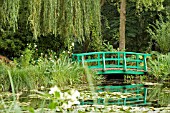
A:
[[54, 92, 61, 99], [48, 102, 58, 109]]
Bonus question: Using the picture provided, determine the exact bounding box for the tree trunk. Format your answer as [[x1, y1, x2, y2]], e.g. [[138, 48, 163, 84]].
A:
[[100, 0, 105, 6], [119, 0, 126, 51]]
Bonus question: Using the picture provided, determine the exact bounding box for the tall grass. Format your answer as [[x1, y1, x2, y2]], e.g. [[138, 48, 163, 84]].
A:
[[0, 70, 22, 113], [0, 48, 101, 92]]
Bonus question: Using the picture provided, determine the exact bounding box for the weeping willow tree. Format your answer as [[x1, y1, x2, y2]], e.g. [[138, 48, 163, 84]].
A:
[[0, 0, 101, 50], [1, 0, 20, 32]]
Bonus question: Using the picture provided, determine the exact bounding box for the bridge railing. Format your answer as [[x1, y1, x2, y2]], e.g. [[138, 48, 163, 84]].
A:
[[72, 52, 150, 74]]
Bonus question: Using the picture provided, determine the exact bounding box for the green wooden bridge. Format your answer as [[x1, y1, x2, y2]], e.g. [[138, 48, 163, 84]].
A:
[[73, 52, 151, 106], [72, 51, 150, 75]]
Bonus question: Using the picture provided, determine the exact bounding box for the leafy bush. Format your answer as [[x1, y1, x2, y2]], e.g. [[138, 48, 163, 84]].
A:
[[148, 52, 170, 80], [148, 16, 170, 53]]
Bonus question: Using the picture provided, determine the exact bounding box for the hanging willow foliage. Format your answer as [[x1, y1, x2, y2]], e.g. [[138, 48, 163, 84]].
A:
[[1, 0, 101, 47], [1, 0, 20, 32]]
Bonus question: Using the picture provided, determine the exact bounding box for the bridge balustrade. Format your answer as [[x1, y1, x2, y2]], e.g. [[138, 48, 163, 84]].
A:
[[72, 52, 150, 75]]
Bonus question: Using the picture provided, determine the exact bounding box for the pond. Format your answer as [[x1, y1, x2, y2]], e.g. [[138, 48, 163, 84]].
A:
[[0, 82, 170, 113]]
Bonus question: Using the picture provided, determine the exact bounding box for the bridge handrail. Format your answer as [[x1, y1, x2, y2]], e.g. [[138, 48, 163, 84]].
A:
[[72, 51, 151, 74], [72, 51, 148, 56]]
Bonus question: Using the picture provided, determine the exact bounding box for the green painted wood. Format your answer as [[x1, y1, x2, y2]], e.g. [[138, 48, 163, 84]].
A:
[[72, 51, 150, 75], [144, 55, 147, 72], [96, 70, 145, 75], [102, 53, 106, 71], [123, 52, 127, 71]]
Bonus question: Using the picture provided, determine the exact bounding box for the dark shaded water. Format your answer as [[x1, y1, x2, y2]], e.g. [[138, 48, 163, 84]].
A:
[[99, 74, 142, 86]]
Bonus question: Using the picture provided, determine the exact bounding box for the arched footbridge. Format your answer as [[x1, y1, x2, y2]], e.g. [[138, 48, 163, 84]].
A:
[[72, 52, 151, 75]]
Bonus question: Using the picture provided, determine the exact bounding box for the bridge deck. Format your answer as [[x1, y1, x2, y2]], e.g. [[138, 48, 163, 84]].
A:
[[72, 52, 150, 75]]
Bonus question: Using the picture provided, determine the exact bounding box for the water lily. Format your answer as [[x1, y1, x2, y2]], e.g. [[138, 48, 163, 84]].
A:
[[122, 106, 129, 110], [60, 92, 64, 99], [62, 103, 68, 109], [64, 92, 72, 99], [67, 101, 73, 108], [73, 100, 80, 105], [49, 86, 60, 94], [40, 86, 45, 90], [71, 89, 80, 97], [70, 89, 80, 101], [71, 42, 74, 46], [34, 45, 37, 48]]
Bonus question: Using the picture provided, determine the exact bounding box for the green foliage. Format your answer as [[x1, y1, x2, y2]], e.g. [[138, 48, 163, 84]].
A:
[[36, 34, 65, 56], [0, 31, 34, 58], [148, 52, 170, 80], [148, 16, 170, 53], [1, 0, 102, 45], [46, 55, 84, 87], [101, 0, 169, 52], [101, 1, 154, 52], [20, 47, 33, 67], [148, 84, 170, 107], [134, 0, 164, 12], [148, 52, 170, 106], [101, 41, 119, 51], [0, 48, 101, 92], [0, 71, 22, 113], [1, 0, 20, 32], [101, 2, 119, 49], [0, 0, 102, 57]]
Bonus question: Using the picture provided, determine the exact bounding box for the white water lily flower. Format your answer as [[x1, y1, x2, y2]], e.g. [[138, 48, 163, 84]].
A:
[[62, 103, 68, 109], [60, 92, 64, 99], [71, 42, 74, 46], [64, 92, 72, 99], [40, 86, 45, 90], [72, 90, 80, 98], [70, 90, 80, 101], [49, 86, 60, 94], [55, 107, 61, 112], [34, 44, 37, 48], [120, 95, 127, 98], [70, 89, 75, 94], [75, 90, 80, 98], [51, 60, 55, 63], [122, 106, 129, 110], [73, 100, 80, 105], [67, 101, 73, 108]]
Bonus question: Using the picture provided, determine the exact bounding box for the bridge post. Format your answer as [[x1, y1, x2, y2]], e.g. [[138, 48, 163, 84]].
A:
[[144, 55, 147, 72], [81, 55, 85, 67], [102, 53, 106, 71], [123, 52, 127, 71], [118, 52, 120, 66], [98, 53, 101, 68], [144, 87, 147, 104], [136, 54, 139, 70], [77, 55, 80, 65]]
